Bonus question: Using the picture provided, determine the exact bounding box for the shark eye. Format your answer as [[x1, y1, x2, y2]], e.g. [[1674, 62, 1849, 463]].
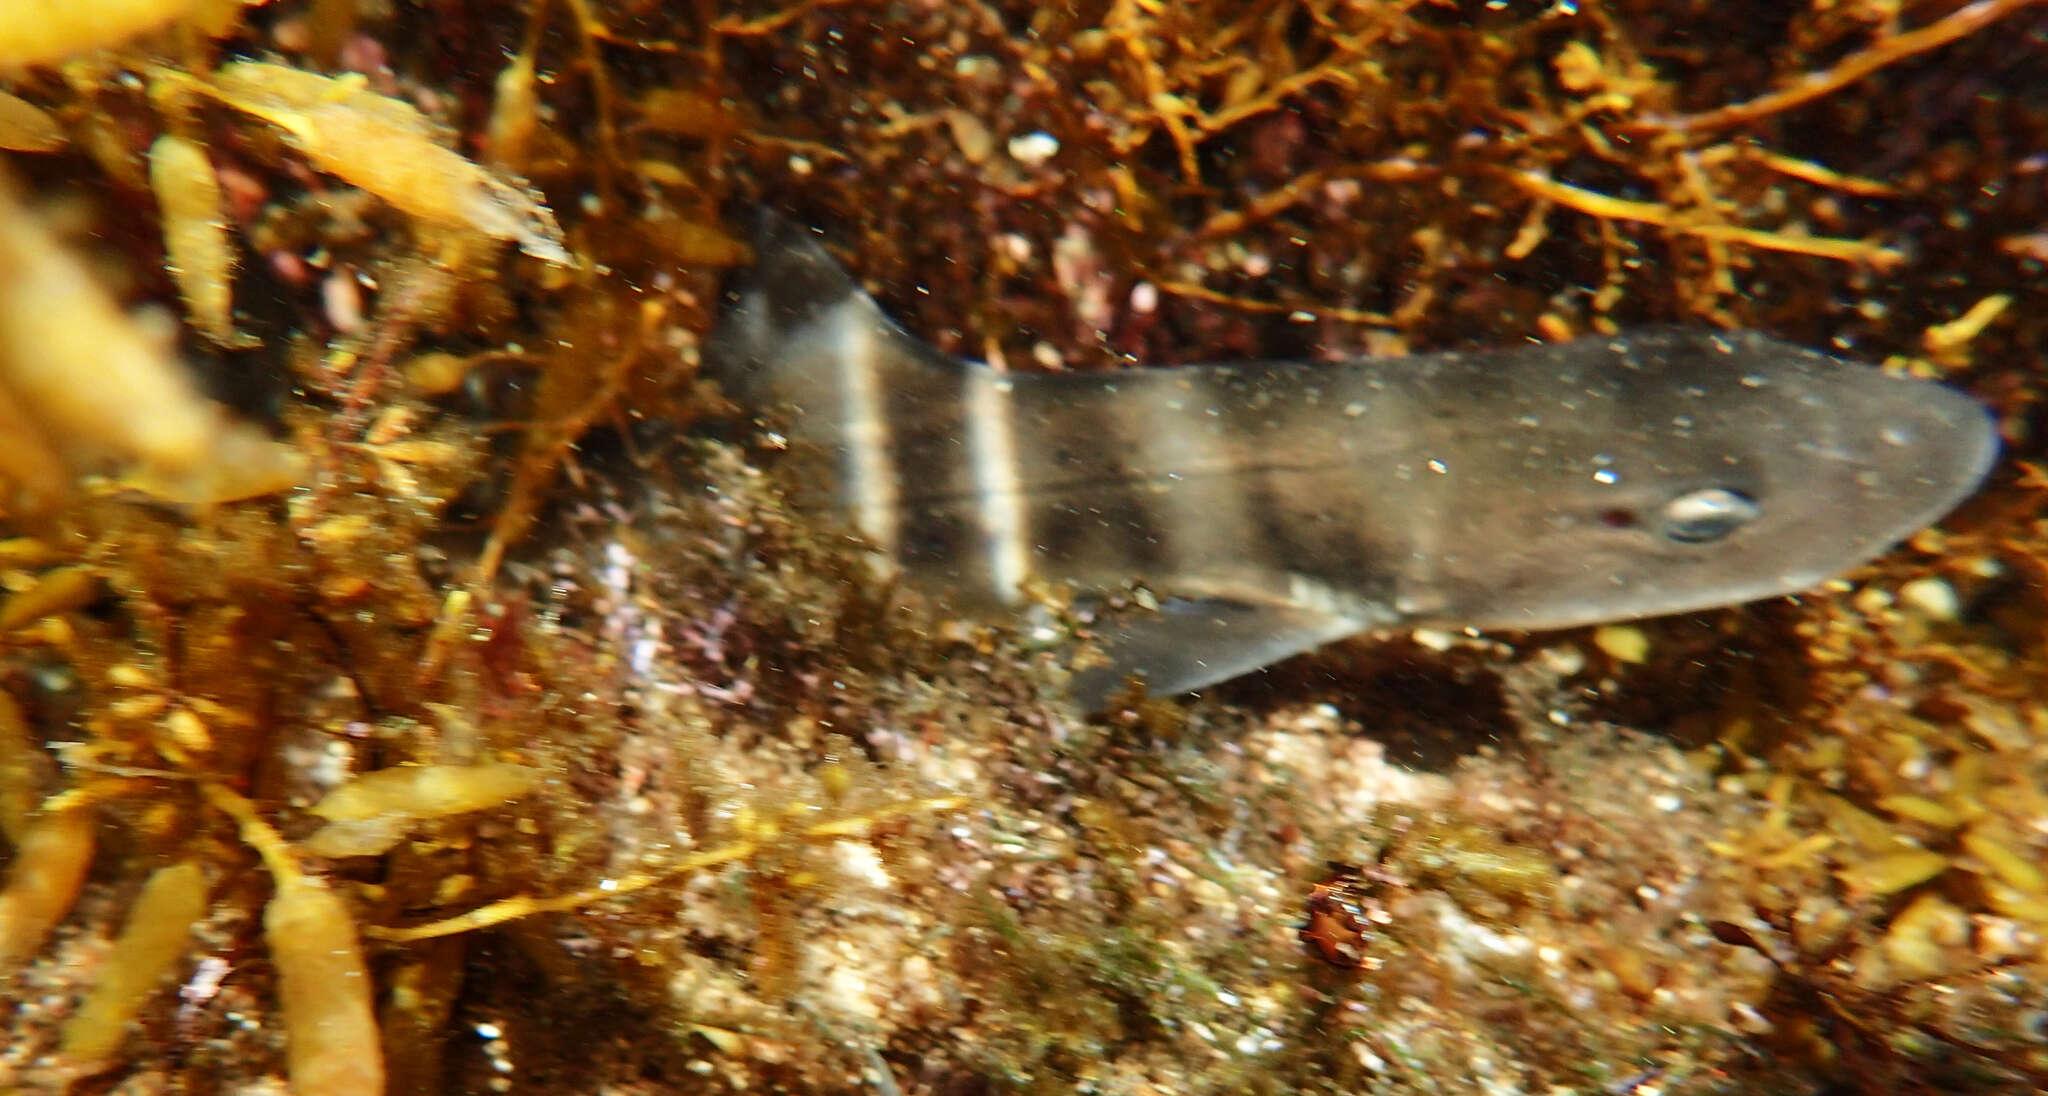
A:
[[1660, 486, 1759, 543]]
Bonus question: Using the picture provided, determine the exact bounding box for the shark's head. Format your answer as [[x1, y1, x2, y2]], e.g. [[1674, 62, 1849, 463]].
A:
[[1403, 329, 1998, 631]]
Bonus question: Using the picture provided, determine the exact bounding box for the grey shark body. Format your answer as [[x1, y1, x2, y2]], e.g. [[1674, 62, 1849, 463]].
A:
[[707, 218, 1998, 708]]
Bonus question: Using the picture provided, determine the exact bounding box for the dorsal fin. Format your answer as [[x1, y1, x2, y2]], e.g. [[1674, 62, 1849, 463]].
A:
[[706, 211, 971, 402]]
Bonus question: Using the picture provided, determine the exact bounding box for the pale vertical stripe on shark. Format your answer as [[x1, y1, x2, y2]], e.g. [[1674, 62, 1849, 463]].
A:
[[830, 299, 901, 559], [965, 366, 1028, 603]]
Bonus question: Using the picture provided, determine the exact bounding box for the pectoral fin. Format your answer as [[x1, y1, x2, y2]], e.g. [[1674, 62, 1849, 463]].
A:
[[1072, 596, 1367, 711]]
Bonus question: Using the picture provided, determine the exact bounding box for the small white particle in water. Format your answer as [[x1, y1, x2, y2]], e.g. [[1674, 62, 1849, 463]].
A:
[[834, 841, 894, 889], [629, 635, 659, 675], [1131, 281, 1158, 314], [475, 1022, 503, 1039], [1427, 458, 1448, 474], [1539, 646, 1585, 676], [323, 269, 364, 334], [1899, 577, 1960, 620], [1548, 708, 1572, 726], [1593, 468, 1619, 485], [598, 878, 617, 892], [1288, 309, 1316, 323], [1652, 793, 1683, 813], [1008, 132, 1060, 166], [1637, 884, 1662, 902], [788, 154, 813, 176], [1216, 989, 1241, 1007], [1411, 627, 1455, 651]]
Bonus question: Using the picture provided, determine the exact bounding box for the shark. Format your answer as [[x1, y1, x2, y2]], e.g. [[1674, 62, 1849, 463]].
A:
[[705, 216, 1999, 709]]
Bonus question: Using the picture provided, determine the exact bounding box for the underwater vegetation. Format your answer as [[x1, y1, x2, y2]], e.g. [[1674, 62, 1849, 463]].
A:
[[0, 1, 2046, 1094]]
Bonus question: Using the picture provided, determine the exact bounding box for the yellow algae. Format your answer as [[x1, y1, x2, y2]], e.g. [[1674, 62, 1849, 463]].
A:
[[1983, 880, 2048, 926], [0, 804, 95, 969], [113, 415, 306, 504], [1817, 792, 1898, 851], [1591, 623, 1648, 665], [0, 564, 97, 630], [301, 815, 413, 859], [1876, 794, 1967, 829], [1923, 293, 2011, 355], [0, 0, 238, 68], [0, 89, 62, 151], [206, 781, 383, 1096], [370, 794, 967, 943], [484, 48, 539, 168], [402, 351, 473, 395], [0, 536, 65, 567], [0, 688, 40, 842], [641, 214, 750, 267], [149, 134, 253, 348], [1960, 827, 2047, 895], [1878, 893, 1970, 982], [303, 761, 540, 857], [1508, 170, 1905, 268], [1835, 847, 1950, 897], [58, 860, 208, 1063], [202, 61, 570, 265], [159, 705, 213, 758], [632, 88, 741, 139], [1755, 832, 1835, 872], [0, 174, 301, 507], [308, 762, 543, 822], [0, 371, 70, 508], [267, 874, 385, 1096]]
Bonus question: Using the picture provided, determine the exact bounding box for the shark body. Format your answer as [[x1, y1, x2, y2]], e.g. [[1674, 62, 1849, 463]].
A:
[[707, 218, 1998, 708]]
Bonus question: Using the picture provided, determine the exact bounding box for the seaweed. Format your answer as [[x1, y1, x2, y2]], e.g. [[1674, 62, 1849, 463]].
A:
[[3, 1, 2047, 1094]]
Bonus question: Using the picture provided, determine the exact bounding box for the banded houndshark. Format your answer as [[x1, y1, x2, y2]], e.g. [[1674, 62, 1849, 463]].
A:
[[706, 216, 1998, 709]]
